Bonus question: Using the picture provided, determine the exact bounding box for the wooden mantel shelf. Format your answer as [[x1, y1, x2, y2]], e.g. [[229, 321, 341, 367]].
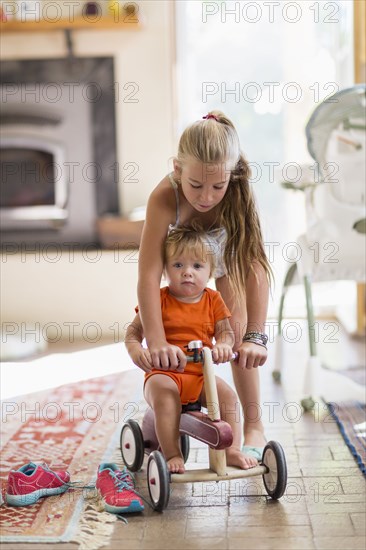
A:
[[0, 15, 141, 33]]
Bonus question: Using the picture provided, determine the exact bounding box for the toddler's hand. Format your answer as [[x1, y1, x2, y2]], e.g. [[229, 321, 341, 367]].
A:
[[129, 346, 153, 373], [212, 343, 233, 364]]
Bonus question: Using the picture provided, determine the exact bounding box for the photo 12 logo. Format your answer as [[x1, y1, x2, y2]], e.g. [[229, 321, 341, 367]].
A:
[[202, 81, 339, 105], [1, 1, 140, 24], [1, 82, 140, 105], [201, 2, 340, 24]]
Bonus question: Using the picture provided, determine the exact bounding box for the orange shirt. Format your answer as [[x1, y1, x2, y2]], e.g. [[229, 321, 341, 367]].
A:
[[136, 287, 231, 375]]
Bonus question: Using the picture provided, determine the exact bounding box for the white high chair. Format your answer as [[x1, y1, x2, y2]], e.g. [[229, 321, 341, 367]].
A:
[[272, 85, 366, 409]]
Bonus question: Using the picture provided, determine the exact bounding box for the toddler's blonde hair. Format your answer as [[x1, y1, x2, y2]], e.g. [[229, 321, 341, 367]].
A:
[[164, 223, 216, 278]]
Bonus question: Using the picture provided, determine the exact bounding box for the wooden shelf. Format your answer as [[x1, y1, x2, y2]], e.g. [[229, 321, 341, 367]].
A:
[[0, 15, 141, 33]]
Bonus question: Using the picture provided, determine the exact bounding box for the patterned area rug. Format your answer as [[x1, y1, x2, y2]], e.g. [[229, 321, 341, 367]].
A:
[[0, 369, 145, 546], [327, 401, 366, 476]]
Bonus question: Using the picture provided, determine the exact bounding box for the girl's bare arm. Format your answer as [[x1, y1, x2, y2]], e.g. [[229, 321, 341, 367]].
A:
[[216, 263, 269, 369], [245, 261, 269, 334], [137, 182, 187, 370]]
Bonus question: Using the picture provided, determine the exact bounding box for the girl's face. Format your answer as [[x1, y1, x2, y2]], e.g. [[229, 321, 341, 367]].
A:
[[165, 250, 211, 302], [174, 158, 231, 213]]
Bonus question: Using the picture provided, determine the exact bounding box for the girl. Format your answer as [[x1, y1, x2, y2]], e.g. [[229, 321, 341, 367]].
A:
[[137, 111, 271, 458]]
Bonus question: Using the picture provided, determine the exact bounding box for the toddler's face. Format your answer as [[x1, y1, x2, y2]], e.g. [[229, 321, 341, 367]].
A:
[[175, 158, 231, 213], [165, 250, 211, 302]]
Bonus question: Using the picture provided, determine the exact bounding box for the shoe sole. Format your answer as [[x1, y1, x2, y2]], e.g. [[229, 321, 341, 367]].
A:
[[104, 500, 144, 514], [6, 485, 68, 506], [97, 490, 144, 513]]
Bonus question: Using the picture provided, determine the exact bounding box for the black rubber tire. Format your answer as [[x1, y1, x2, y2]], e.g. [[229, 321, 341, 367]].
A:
[[147, 451, 170, 512], [120, 419, 145, 472], [180, 434, 190, 463], [262, 440, 287, 500]]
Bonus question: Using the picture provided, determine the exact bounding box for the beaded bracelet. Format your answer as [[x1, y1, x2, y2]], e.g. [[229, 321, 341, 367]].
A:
[[243, 331, 268, 345]]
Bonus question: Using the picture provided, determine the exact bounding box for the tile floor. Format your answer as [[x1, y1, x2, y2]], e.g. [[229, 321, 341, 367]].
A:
[[2, 320, 366, 550]]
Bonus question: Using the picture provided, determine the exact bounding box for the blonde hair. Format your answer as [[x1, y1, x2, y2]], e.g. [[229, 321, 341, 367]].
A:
[[164, 223, 216, 277], [176, 110, 272, 300]]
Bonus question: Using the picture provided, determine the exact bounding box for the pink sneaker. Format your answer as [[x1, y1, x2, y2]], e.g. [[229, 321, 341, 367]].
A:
[[6, 462, 70, 506], [96, 463, 144, 514]]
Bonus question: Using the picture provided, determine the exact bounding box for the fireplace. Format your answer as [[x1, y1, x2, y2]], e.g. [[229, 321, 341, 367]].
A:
[[1, 134, 67, 226], [0, 57, 118, 247]]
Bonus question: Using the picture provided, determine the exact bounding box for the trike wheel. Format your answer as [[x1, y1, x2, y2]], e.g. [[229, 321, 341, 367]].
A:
[[180, 435, 190, 463], [147, 451, 170, 511], [120, 420, 145, 472], [262, 440, 287, 500]]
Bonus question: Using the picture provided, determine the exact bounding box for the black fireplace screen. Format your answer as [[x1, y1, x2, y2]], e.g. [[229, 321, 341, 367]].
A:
[[1, 148, 56, 207]]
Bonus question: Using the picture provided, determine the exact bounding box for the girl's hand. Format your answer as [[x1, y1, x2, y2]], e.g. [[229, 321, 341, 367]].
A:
[[236, 341, 267, 369], [149, 341, 187, 373], [212, 343, 233, 364], [129, 345, 153, 373]]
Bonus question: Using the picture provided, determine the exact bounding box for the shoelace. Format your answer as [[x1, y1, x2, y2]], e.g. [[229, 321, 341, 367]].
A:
[[40, 462, 95, 491], [110, 468, 136, 493]]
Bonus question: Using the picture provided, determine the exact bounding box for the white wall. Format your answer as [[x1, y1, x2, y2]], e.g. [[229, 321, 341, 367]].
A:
[[1, 1, 176, 340], [1, 250, 139, 343]]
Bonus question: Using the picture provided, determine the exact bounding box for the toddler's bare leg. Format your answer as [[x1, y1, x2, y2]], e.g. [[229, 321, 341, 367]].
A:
[[144, 374, 185, 473]]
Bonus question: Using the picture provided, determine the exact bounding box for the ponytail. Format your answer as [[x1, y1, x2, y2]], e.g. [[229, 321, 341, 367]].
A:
[[219, 153, 272, 301]]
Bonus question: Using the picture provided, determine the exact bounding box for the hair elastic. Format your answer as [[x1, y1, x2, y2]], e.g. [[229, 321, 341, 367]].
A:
[[202, 114, 219, 121]]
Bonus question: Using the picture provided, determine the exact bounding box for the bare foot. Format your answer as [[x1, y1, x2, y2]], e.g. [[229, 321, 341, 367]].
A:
[[243, 426, 267, 448], [167, 456, 185, 474], [226, 447, 258, 470]]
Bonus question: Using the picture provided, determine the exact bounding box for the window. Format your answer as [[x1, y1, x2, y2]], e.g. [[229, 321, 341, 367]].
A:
[[175, 0, 354, 316]]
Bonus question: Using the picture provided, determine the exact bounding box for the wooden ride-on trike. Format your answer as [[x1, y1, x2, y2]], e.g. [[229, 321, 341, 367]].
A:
[[120, 340, 287, 511]]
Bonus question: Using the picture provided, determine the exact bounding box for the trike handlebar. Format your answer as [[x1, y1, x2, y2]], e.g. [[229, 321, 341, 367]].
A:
[[185, 340, 238, 364]]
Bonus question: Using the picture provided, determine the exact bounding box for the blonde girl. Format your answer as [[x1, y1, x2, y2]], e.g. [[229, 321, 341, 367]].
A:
[[137, 111, 271, 457]]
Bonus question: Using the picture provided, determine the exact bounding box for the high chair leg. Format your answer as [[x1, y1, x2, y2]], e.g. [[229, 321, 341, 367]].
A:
[[273, 263, 297, 382], [302, 274, 320, 411], [304, 274, 317, 357]]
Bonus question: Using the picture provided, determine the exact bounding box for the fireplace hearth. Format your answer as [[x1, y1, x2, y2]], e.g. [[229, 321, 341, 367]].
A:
[[0, 57, 118, 248]]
